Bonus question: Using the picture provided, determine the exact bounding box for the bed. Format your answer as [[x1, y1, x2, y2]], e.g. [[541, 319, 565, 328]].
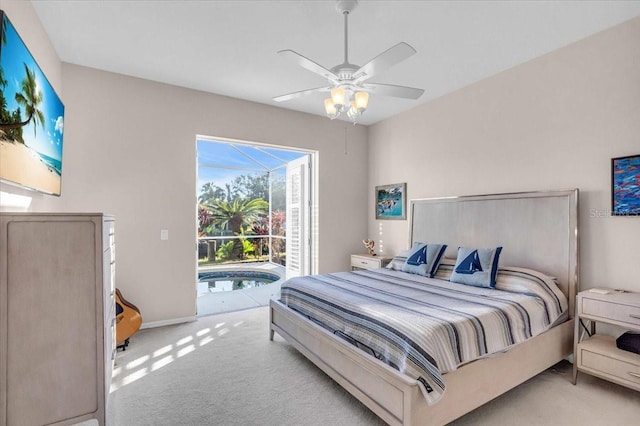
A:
[[269, 190, 578, 425]]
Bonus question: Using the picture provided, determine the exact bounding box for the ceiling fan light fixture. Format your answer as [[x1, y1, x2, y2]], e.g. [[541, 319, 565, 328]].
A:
[[347, 102, 358, 121], [354, 91, 369, 112], [347, 101, 360, 119], [324, 98, 338, 118], [330, 87, 346, 109], [274, 0, 423, 125]]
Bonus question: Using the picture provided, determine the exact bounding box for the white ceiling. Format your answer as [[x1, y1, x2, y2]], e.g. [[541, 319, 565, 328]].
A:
[[32, 0, 640, 125]]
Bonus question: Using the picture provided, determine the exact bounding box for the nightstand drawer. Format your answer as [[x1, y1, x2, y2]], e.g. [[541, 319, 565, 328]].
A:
[[350, 254, 392, 271], [583, 297, 640, 328], [351, 256, 381, 269], [580, 343, 640, 387]]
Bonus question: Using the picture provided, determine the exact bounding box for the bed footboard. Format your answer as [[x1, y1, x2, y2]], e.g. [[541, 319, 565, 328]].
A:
[[270, 299, 419, 425], [270, 299, 574, 426]]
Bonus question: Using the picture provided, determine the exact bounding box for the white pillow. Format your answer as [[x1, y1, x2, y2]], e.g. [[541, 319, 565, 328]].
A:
[[495, 266, 568, 316]]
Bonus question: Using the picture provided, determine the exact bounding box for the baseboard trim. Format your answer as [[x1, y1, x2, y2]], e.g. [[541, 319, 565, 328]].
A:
[[141, 316, 197, 329]]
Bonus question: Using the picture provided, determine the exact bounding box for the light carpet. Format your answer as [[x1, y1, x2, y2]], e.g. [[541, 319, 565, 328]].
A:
[[109, 307, 640, 425]]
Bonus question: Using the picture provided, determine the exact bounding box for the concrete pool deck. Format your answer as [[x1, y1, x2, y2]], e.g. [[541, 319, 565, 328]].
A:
[[197, 262, 285, 317]]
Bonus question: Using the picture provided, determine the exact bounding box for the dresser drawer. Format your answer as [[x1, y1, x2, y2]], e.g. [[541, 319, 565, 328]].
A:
[[582, 297, 640, 328]]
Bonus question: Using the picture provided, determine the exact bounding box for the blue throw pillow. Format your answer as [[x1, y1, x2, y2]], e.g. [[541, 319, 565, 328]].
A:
[[450, 247, 503, 288], [401, 243, 447, 277]]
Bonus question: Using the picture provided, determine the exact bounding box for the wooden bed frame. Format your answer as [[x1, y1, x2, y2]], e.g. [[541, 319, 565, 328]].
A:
[[270, 190, 579, 425]]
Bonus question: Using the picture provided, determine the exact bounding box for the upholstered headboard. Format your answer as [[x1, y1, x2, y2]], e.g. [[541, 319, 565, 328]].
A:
[[409, 190, 579, 317]]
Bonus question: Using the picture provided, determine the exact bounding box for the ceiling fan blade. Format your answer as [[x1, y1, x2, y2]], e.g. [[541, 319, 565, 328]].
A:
[[278, 50, 339, 81], [363, 83, 424, 100], [273, 87, 330, 102], [353, 42, 417, 82]]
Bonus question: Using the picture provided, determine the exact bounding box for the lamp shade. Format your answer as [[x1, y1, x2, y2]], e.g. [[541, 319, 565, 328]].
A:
[[330, 87, 346, 108], [324, 98, 337, 118], [354, 91, 369, 112]]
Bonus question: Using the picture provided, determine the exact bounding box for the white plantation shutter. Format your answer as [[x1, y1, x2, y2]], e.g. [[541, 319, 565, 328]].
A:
[[285, 155, 310, 279]]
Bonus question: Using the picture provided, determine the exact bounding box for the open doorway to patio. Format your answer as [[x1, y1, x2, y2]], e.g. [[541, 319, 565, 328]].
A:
[[196, 136, 316, 316]]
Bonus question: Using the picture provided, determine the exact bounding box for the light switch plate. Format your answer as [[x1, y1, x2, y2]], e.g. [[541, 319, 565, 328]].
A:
[[160, 229, 169, 240]]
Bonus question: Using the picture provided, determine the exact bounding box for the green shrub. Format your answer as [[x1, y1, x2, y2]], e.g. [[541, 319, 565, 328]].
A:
[[216, 239, 255, 261]]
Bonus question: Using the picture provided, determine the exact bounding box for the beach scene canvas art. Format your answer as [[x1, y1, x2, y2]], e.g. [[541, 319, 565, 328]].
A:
[[0, 11, 64, 196], [376, 183, 406, 220], [612, 155, 640, 216]]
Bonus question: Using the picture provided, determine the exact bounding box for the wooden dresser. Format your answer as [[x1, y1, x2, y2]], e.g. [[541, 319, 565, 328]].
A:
[[0, 213, 115, 426]]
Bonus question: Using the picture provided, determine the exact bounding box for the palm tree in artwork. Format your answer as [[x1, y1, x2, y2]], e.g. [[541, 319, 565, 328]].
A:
[[0, 63, 45, 139], [0, 67, 6, 90], [206, 197, 269, 260]]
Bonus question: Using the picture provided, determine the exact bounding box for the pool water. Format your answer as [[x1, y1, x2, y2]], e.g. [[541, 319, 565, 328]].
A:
[[197, 270, 280, 294]]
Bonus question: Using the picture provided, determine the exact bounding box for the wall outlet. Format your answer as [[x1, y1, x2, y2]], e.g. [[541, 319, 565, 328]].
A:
[[160, 229, 169, 240]]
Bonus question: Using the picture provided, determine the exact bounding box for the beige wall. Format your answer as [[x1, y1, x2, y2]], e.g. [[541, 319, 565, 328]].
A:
[[0, 0, 369, 323], [368, 17, 640, 292], [4, 0, 639, 325], [47, 64, 369, 324]]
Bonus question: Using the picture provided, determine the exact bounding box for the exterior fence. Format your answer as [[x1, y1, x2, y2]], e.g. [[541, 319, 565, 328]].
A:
[[198, 235, 286, 266]]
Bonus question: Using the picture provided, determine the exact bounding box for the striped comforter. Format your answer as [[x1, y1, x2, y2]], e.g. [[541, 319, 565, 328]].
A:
[[279, 267, 567, 405]]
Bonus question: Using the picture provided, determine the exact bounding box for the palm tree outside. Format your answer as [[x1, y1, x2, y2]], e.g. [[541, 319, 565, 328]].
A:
[[205, 197, 269, 260]]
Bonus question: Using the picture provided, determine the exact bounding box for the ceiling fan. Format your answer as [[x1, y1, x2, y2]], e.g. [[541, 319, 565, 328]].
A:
[[273, 0, 424, 123]]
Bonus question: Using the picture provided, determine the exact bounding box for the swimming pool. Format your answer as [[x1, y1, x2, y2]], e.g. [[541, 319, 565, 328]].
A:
[[197, 270, 281, 294]]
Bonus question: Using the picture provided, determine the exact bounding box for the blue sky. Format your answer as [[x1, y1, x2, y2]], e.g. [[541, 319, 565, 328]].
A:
[[1, 12, 64, 161], [197, 140, 306, 192]]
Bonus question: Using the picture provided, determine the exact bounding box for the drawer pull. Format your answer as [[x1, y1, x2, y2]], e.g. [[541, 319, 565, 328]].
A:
[[628, 372, 640, 379], [630, 314, 640, 320]]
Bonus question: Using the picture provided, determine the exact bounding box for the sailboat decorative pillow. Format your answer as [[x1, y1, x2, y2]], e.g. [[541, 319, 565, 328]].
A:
[[450, 246, 503, 288], [401, 243, 447, 277]]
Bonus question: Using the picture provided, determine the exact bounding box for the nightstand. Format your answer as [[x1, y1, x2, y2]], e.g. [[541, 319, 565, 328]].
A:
[[573, 289, 640, 391], [350, 254, 392, 271]]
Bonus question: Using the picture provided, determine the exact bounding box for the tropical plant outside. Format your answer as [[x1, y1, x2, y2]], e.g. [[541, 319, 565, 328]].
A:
[[198, 172, 286, 265], [205, 197, 268, 260]]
